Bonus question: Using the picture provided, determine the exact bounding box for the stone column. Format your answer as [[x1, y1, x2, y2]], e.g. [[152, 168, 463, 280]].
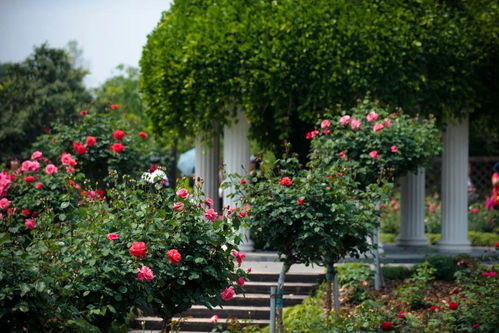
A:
[[223, 109, 253, 251], [195, 131, 220, 212], [438, 117, 471, 253], [397, 168, 428, 247]]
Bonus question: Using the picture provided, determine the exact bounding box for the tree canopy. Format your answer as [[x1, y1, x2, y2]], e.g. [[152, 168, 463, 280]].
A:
[[0, 43, 91, 161], [141, 0, 498, 158]]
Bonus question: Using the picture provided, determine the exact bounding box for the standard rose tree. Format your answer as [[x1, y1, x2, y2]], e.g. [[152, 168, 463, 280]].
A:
[[309, 98, 440, 188]]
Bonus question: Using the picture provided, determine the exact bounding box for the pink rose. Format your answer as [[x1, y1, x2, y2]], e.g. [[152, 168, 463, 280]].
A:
[[220, 286, 235, 301], [383, 118, 392, 127], [321, 119, 331, 128], [369, 151, 379, 160], [373, 123, 384, 132], [61, 153, 77, 166], [25, 219, 36, 230], [237, 277, 245, 286], [0, 198, 11, 210], [340, 115, 351, 126], [350, 118, 361, 131], [305, 130, 319, 139], [323, 128, 330, 134], [239, 211, 247, 218], [391, 145, 398, 153], [45, 164, 58, 175], [173, 202, 184, 211], [205, 197, 214, 207], [66, 167, 75, 174], [22, 160, 39, 173], [366, 111, 379, 122], [176, 188, 189, 198], [490, 272, 497, 277], [232, 250, 246, 264], [167, 249, 182, 264], [210, 314, 220, 323], [339, 152, 346, 159], [137, 265, 154, 282], [204, 208, 218, 221], [107, 233, 119, 240], [471, 207, 479, 214], [35, 182, 43, 189], [31, 151, 43, 160]]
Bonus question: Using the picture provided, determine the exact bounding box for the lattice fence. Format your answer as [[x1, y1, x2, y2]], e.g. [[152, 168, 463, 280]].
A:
[[425, 156, 499, 198]]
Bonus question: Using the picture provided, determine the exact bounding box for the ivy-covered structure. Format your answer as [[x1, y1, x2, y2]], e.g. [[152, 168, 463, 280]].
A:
[[141, 0, 499, 252]]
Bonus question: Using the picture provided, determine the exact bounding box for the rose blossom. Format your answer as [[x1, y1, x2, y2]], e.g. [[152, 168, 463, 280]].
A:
[[22, 208, 30, 216], [321, 119, 331, 128], [369, 150, 379, 159], [384, 118, 392, 127], [278, 177, 292, 186], [80, 110, 88, 116], [397, 311, 406, 319], [86, 136, 96, 147], [167, 249, 182, 264], [297, 199, 304, 205], [366, 111, 379, 122], [107, 233, 119, 241], [380, 321, 393, 331], [471, 207, 479, 214], [66, 167, 75, 174], [220, 286, 235, 301], [0, 198, 11, 210], [73, 142, 87, 155], [110, 143, 124, 154], [129, 241, 147, 258], [113, 130, 126, 141], [110, 104, 119, 110], [138, 131, 148, 138], [61, 152, 77, 166], [210, 315, 220, 323], [429, 305, 438, 312], [448, 302, 459, 310], [176, 188, 189, 198], [373, 123, 384, 132], [137, 265, 154, 282], [24, 176, 34, 183], [35, 182, 43, 189], [45, 164, 58, 175], [204, 208, 218, 221], [205, 197, 214, 207], [31, 151, 43, 160], [340, 115, 351, 126], [339, 151, 346, 159], [240, 178, 247, 185], [22, 160, 39, 173], [350, 118, 361, 131], [173, 202, 184, 211], [25, 219, 36, 230], [391, 145, 398, 153], [237, 277, 245, 286], [361, 281, 368, 286], [305, 130, 319, 139], [232, 250, 246, 264], [472, 324, 480, 328]]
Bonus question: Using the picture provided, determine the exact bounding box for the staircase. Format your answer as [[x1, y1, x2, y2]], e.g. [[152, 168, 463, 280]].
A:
[[130, 271, 324, 332]]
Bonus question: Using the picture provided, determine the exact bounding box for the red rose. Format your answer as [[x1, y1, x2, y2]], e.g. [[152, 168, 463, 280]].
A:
[[237, 277, 245, 286], [107, 233, 119, 241], [297, 199, 304, 205], [129, 242, 147, 258], [24, 176, 34, 183], [138, 131, 148, 138], [95, 189, 105, 198], [86, 136, 96, 147], [22, 208, 30, 216], [32, 211, 39, 218], [80, 110, 88, 116], [278, 177, 292, 186], [397, 311, 406, 319], [25, 219, 36, 230], [110, 104, 119, 110], [110, 143, 124, 154], [167, 249, 181, 264], [240, 179, 247, 185], [113, 130, 125, 140], [449, 302, 459, 310], [72, 142, 87, 155], [380, 321, 394, 331]]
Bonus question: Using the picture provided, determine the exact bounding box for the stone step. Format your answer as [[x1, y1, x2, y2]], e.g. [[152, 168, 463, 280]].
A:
[[223, 292, 307, 306], [248, 272, 325, 283], [183, 305, 270, 320], [133, 316, 269, 331], [242, 281, 316, 294]]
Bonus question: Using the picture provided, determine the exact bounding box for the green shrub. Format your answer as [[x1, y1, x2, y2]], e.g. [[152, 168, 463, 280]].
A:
[[382, 266, 415, 281], [381, 232, 499, 247], [397, 262, 436, 310], [425, 255, 470, 281]]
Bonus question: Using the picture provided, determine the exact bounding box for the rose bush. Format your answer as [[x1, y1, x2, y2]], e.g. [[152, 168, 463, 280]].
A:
[[309, 98, 440, 188]]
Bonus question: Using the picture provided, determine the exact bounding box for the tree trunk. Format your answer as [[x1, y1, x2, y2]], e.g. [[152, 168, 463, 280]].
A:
[[276, 263, 290, 333]]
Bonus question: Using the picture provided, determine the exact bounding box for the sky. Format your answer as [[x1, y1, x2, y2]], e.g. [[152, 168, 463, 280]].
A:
[[0, 0, 172, 87]]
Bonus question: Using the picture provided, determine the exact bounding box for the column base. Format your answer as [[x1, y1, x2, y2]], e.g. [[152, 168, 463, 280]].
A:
[[238, 228, 254, 252], [437, 240, 471, 253], [396, 237, 429, 247]]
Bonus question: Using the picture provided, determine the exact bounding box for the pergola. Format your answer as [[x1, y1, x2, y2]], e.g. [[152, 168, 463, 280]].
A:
[[195, 112, 472, 253]]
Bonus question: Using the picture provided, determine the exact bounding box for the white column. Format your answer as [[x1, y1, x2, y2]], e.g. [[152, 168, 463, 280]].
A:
[[438, 117, 471, 253], [397, 168, 428, 247], [195, 131, 220, 212], [223, 109, 253, 251]]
